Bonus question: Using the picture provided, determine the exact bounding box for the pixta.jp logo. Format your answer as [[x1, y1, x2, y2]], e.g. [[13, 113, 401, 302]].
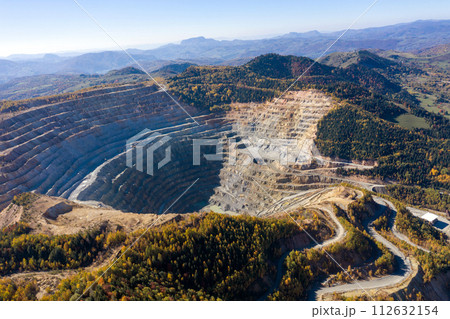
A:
[[126, 129, 319, 176], [126, 129, 171, 176]]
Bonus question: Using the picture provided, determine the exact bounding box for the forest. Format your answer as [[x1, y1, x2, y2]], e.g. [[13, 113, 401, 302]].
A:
[[0, 222, 109, 275], [386, 185, 450, 211], [0, 209, 360, 301], [317, 105, 449, 189], [42, 213, 310, 301]]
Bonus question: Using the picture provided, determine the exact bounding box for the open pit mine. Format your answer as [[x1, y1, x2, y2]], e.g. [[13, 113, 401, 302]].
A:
[[0, 83, 359, 215]]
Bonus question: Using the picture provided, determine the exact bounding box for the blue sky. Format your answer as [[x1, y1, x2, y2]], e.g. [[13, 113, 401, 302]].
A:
[[0, 0, 449, 57]]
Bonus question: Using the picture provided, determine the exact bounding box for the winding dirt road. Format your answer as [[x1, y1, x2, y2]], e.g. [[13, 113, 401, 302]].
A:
[[312, 197, 415, 300], [259, 205, 346, 300], [260, 194, 427, 301], [377, 198, 431, 253]]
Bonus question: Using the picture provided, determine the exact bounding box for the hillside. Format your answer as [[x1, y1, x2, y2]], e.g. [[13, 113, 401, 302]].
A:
[[319, 50, 396, 69], [0, 191, 335, 300], [373, 45, 450, 119], [414, 43, 450, 56], [246, 54, 333, 78], [169, 53, 408, 116], [151, 62, 197, 78]]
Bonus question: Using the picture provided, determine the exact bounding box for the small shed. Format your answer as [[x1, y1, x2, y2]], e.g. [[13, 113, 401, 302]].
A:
[[420, 212, 438, 225]]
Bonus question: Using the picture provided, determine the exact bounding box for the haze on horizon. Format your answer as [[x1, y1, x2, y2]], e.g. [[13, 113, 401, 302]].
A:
[[1, 0, 449, 57]]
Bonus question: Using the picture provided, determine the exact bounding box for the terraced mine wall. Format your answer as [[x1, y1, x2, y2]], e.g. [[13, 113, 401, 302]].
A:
[[1, 86, 339, 215], [208, 91, 336, 214], [0, 84, 218, 211], [70, 118, 231, 214]]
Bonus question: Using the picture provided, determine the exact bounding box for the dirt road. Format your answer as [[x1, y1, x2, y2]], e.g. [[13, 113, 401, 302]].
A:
[[313, 197, 415, 300]]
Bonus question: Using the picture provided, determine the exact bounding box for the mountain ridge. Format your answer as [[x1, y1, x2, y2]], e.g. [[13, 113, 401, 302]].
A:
[[0, 20, 449, 84]]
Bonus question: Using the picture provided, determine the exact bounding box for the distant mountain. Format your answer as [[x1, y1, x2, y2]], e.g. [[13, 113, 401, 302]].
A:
[[413, 43, 450, 56], [57, 51, 155, 74], [151, 63, 197, 77], [319, 50, 396, 69], [246, 53, 332, 78], [105, 66, 146, 76], [0, 67, 148, 101], [371, 43, 450, 72], [144, 20, 450, 60], [0, 20, 448, 84]]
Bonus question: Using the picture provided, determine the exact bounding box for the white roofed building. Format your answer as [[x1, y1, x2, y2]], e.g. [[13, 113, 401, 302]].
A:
[[420, 212, 438, 225]]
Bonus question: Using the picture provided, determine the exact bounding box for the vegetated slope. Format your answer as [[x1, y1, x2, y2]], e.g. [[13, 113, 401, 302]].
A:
[[48, 213, 302, 301], [319, 50, 396, 69], [169, 53, 408, 117], [269, 196, 394, 301], [273, 194, 450, 301], [0, 189, 413, 301], [414, 43, 450, 56], [246, 54, 333, 78], [385, 184, 450, 212], [370, 199, 450, 298], [321, 48, 450, 124], [316, 105, 449, 189], [0, 221, 108, 276], [373, 44, 450, 120], [376, 44, 450, 70]]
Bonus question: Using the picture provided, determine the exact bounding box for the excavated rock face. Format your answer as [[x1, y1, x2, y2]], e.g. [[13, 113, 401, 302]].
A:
[[0, 86, 335, 215], [207, 91, 335, 215], [43, 202, 72, 219]]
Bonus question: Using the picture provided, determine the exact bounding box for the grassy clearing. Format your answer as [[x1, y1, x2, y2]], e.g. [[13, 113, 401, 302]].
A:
[[392, 113, 431, 129]]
